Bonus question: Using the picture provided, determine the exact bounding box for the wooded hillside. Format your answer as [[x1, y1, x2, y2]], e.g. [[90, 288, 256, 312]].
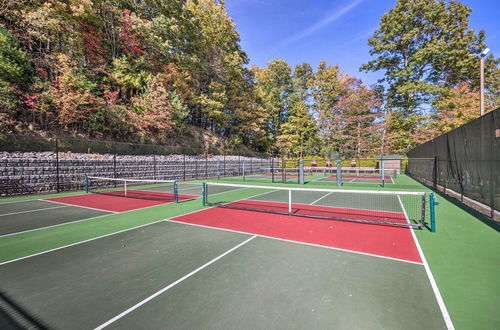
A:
[[0, 0, 498, 156]]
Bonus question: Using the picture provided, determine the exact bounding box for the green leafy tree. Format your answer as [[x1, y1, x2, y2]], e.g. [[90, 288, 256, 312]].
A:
[[277, 94, 320, 156], [252, 59, 293, 150], [186, 0, 249, 132], [277, 63, 319, 156], [0, 26, 33, 130], [361, 0, 487, 113], [335, 77, 383, 157], [360, 0, 489, 152], [312, 61, 342, 153], [230, 70, 270, 151]]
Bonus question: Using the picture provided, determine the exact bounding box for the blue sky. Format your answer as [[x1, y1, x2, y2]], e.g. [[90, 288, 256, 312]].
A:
[[225, 0, 500, 86]]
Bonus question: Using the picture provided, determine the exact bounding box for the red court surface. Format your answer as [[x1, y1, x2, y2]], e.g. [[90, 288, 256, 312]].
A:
[[171, 204, 423, 263], [46, 192, 198, 212]]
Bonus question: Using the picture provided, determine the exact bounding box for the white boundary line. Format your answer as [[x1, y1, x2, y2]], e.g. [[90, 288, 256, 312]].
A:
[[0, 214, 110, 238], [0, 201, 221, 264], [0, 190, 223, 238], [0, 205, 69, 217], [93, 235, 257, 330], [310, 192, 333, 205], [397, 196, 454, 329], [43, 199, 120, 213], [0, 199, 46, 205], [0, 192, 88, 205], [0, 220, 165, 266], [166, 219, 423, 266]]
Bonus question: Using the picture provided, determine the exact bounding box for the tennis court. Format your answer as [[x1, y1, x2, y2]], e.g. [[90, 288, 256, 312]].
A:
[[0, 181, 201, 236], [0, 179, 456, 329]]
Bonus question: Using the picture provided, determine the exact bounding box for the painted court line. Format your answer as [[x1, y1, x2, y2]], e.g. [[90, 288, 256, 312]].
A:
[[0, 199, 46, 205], [0, 192, 88, 205], [0, 205, 69, 217], [93, 235, 257, 330], [0, 192, 211, 238], [310, 192, 332, 205], [166, 218, 423, 266], [0, 204, 220, 264], [0, 219, 165, 266], [42, 199, 119, 213], [397, 196, 454, 329], [0, 212, 113, 238]]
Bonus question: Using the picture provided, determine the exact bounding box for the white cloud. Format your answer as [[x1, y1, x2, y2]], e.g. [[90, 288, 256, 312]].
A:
[[265, 0, 364, 56]]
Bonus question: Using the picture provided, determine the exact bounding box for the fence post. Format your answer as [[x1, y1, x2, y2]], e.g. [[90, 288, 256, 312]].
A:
[[195, 160, 198, 180], [271, 155, 274, 183], [223, 154, 226, 177], [205, 154, 208, 179], [433, 156, 437, 190], [183, 154, 186, 181], [55, 138, 60, 193], [113, 154, 117, 187], [490, 122, 495, 219], [153, 154, 156, 180]]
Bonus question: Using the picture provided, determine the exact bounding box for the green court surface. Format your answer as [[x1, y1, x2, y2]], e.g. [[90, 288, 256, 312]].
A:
[[0, 175, 498, 329], [0, 200, 111, 236]]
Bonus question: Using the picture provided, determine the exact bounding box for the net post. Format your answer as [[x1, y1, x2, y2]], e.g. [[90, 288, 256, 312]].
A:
[[430, 193, 438, 232], [421, 193, 426, 229], [202, 182, 207, 206], [271, 155, 275, 183], [298, 159, 304, 185], [381, 158, 385, 188], [336, 159, 342, 186], [288, 189, 292, 213], [174, 182, 179, 203], [124, 179, 127, 197], [84, 175, 89, 193]]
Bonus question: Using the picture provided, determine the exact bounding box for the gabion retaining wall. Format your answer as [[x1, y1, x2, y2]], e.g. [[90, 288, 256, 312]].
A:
[[0, 152, 276, 197]]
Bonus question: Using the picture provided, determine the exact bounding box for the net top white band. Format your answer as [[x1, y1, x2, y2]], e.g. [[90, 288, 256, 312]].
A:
[[205, 182, 425, 196], [86, 176, 176, 184]]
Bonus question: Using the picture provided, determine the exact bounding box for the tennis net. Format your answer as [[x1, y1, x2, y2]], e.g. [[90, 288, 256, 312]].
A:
[[85, 176, 178, 201], [244, 167, 303, 183], [323, 168, 398, 178], [202, 182, 426, 227]]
